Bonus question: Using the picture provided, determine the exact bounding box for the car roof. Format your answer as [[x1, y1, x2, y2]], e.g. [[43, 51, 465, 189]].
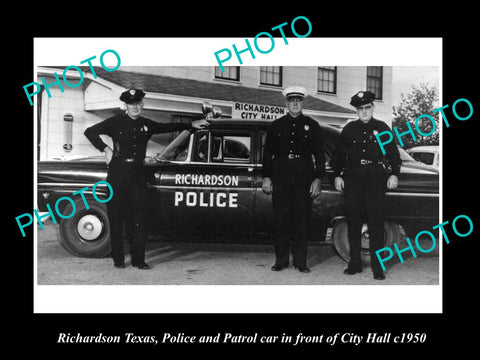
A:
[[209, 118, 341, 135], [408, 145, 439, 152], [209, 119, 270, 130]]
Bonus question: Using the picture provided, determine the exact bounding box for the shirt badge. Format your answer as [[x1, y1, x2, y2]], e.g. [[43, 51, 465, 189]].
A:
[[142, 125, 148, 132], [373, 130, 378, 135], [304, 124, 309, 131]]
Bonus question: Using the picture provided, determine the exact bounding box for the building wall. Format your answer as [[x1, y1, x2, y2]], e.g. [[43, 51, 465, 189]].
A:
[[38, 66, 393, 160], [39, 79, 107, 160], [37, 74, 204, 160], [121, 65, 393, 123], [38, 76, 178, 160], [323, 66, 393, 124]]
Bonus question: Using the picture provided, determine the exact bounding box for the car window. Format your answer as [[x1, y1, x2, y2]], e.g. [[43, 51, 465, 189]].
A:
[[157, 130, 191, 161], [190, 131, 252, 164], [193, 132, 209, 162], [399, 147, 416, 161], [411, 152, 435, 165], [212, 134, 251, 163]]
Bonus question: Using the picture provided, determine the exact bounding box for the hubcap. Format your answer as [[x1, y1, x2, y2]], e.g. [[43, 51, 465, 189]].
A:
[[77, 214, 103, 241], [361, 224, 370, 250]]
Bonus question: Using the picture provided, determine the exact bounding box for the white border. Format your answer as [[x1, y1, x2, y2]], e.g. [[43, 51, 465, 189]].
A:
[[34, 37, 442, 66], [33, 37, 442, 314]]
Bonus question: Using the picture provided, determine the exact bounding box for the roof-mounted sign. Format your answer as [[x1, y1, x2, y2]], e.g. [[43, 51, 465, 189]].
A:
[[232, 102, 286, 120]]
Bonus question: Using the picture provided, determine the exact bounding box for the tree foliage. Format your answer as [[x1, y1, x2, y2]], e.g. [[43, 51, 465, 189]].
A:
[[392, 82, 439, 149]]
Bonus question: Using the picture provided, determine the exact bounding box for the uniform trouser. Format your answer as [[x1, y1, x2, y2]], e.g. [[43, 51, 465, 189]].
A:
[[106, 163, 148, 265], [272, 168, 312, 268], [343, 165, 387, 274]]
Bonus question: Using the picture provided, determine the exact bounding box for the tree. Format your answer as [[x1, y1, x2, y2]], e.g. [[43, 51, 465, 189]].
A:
[[392, 82, 439, 149]]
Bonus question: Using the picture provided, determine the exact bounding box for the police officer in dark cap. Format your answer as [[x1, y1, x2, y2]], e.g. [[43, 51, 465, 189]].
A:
[[262, 86, 325, 273], [331, 90, 401, 280], [85, 88, 209, 269]]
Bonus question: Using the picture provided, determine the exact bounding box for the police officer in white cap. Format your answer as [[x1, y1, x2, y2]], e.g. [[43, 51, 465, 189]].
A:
[[262, 86, 325, 273], [85, 88, 209, 269]]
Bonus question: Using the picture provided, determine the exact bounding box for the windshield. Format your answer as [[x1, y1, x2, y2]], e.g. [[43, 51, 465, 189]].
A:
[[156, 130, 191, 161], [410, 152, 435, 165], [398, 147, 416, 161]]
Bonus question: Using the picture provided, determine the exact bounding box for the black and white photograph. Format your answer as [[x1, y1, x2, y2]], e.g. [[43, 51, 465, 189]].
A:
[[35, 65, 442, 287], [9, 9, 478, 356], [31, 38, 443, 315]]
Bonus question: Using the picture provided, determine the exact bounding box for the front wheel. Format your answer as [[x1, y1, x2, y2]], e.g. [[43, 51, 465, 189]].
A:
[[332, 220, 401, 266], [58, 198, 111, 258]]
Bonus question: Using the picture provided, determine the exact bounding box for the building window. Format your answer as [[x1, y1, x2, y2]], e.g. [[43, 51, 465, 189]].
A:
[[260, 66, 282, 87], [367, 66, 383, 100], [317, 66, 336, 94], [168, 114, 198, 141], [215, 66, 240, 81]]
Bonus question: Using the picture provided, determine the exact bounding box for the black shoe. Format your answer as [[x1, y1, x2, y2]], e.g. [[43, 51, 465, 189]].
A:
[[114, 262, 125, 269], [133, 262, 151, 270], [373, 272, 385, 280], [344, 265, 362, 275], [297, 267, 310, 273], [271, 265, 287, 271]]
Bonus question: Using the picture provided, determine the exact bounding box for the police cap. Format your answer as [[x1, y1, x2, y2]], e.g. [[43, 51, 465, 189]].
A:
[[350, 90, 375, 107], [282, 86, 307, 99], [120, 88, 146, 104]]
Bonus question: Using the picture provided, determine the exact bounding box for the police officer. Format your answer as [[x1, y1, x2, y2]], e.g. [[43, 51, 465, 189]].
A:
[[262, 86, 325, 273], [331, 91, 401, 280], [84, 88, 209, 269]]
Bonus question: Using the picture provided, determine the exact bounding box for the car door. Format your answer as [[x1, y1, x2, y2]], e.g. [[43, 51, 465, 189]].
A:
[[252, 126, 343, 239], [157, 129, 255, 236], [252, 129, 276, 233]]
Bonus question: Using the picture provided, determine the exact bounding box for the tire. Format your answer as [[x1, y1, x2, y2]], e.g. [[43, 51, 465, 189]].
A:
[[332, 220, 400, 266], [58, 197, 111, 258]]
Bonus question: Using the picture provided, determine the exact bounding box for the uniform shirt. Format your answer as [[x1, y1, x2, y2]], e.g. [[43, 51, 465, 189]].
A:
[[331, 118, 402, 177], [84, 114, 192, 162], [262, 113, 326, 179]]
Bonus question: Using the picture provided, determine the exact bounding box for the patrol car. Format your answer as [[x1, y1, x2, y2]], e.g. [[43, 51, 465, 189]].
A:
[[37, 112, 439, 265]]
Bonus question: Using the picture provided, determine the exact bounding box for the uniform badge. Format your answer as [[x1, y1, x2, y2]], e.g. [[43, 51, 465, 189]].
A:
[[142, 125, 148, 132], [304, 124, 309, 131]]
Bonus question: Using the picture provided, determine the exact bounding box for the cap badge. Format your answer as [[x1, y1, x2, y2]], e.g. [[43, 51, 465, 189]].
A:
[[358, 91, 364, 98], [129, 89, 136, 95]]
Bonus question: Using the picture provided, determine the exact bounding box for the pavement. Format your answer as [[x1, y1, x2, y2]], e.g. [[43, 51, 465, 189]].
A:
[[36, 221, 439, 286]]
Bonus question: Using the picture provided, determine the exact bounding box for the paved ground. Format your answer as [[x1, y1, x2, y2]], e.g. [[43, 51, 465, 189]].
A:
[[37, 222, 439, 286]]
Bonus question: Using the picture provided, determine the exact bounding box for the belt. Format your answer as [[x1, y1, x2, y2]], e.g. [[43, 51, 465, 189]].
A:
[[276, 154, 307, 160], [358, 159, 384, 165], [122, 158, 143, 164]]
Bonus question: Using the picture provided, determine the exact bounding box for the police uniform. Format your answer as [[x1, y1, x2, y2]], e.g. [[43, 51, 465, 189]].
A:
[[331, 91, 401, 279], [263, 87, 325, 272], [84, 88, 193, 269]]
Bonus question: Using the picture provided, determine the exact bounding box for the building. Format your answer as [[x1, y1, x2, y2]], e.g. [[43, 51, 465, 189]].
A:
[[36, 66, 393, 160]]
